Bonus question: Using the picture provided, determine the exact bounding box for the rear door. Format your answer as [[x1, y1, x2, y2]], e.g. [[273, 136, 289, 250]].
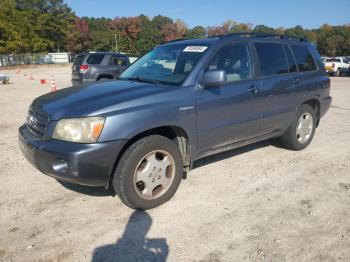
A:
[[196, 42, 261, 152], [291, 44, 327, 104], [253, 42, 304, 135]]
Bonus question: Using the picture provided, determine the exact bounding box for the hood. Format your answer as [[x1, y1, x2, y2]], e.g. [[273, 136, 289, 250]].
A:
[[32, 80, 173, 120]]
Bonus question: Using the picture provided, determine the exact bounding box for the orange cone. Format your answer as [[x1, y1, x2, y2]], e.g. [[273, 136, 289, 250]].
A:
[[50, 75, 57, 92], [16, 67, 20, 74], [28, 73, 34, 80]]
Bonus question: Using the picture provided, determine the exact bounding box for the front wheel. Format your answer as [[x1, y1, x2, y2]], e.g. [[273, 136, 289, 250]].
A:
[[280, 104, 316, 151], [113, 135, 183, 210]]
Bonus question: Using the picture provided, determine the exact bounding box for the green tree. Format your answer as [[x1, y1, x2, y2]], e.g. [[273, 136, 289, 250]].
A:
[[186, 26, 206, 38], [1, 2, 350, 57], [85, 17, 114, 52], [253, 25, 275, 33]]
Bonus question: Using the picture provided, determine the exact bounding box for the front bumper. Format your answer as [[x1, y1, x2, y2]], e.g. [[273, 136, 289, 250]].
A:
[[19, 125, 126, 186]]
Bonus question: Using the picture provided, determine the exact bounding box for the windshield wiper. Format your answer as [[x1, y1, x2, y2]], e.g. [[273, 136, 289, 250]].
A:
[[123, 77, 164, 85]]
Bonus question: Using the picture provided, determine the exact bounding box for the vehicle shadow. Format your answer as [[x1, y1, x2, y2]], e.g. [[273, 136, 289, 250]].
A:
[[57, 180, 115, 197], [91, 211, 169, 262], [193, 140, 273, 169]]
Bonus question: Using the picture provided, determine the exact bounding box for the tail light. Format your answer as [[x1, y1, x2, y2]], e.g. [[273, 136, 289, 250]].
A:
[[332, 63, 335, 68], [79, 65, 89, 74]]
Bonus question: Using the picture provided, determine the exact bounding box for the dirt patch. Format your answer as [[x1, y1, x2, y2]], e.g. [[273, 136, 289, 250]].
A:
[[0, 68, 349, 261]]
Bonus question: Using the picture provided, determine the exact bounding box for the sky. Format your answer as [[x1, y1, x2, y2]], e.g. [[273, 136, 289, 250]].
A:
[[65, 0, 350, 29]]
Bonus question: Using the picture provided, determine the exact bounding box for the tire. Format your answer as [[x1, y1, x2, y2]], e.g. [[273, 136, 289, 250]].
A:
[[113, 135, 183, 210], [280, 104, 316, 151]]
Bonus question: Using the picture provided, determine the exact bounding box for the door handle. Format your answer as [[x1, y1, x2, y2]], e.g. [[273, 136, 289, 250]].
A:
[[248, 85, 258, 94], [291, 78, 300, 85]]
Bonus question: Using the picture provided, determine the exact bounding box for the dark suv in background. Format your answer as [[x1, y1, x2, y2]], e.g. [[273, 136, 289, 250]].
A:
[[20, 33, 331, 210], [72, 52, 130, 86]]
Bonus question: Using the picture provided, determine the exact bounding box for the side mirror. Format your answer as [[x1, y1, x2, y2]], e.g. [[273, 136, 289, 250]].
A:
[[202, 70, 227, 87]]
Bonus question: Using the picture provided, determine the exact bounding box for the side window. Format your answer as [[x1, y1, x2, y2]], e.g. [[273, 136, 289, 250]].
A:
[[309, 45, 325, 70], [283, 45, 298, 73], [86, 54, 105, 65], [206, 43, 252, 82], [254, 42, 289, 76], [111, 56, 127, 66], [291, 45, 317, 72]]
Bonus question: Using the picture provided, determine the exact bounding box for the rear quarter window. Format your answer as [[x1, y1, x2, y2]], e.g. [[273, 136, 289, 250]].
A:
[[86, 54, 105, 65], [291, 45, 317, 72], [309, 45, 325, 70], [254, 42, 289, 76]]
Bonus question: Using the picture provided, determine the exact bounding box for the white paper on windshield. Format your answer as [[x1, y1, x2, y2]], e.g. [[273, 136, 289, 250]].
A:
[[183, 46, 208, 52]]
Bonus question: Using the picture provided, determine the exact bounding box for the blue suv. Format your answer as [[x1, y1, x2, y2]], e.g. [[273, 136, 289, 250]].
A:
[[19, 33, 332, 210]]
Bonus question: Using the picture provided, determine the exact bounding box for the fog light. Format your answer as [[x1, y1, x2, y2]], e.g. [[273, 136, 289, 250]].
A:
[[52, 159, 68, 173]]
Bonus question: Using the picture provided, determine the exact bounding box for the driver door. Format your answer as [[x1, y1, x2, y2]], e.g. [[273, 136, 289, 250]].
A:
[[196, 42, 261, 153]]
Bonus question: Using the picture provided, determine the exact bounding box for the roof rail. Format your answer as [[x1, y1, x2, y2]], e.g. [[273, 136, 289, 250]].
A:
[[167, 38, 188, 43], [220, 32, 308, 42]]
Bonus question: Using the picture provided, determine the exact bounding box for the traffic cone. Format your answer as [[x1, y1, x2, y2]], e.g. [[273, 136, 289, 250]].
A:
[[16, 67, 20, 74], [50, 75, 57, 92], [28, 73, 34, 80]]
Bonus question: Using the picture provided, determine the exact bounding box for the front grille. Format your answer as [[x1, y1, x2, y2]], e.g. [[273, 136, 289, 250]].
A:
[[26, 108, 49, 138]]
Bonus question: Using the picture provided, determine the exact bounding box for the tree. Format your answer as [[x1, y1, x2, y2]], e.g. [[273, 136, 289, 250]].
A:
[[253, 25, 275, 34], [230, 22, 253, 33], [1, 2, 350, 57], [0, 0, 74, 54], [85, 17, 114, 52], [67, 17, 92, 54], [160, 19, 187, 42], [187, 26, 206, 38], [111, 16, 141, 54], [136, 15, 161, 55]]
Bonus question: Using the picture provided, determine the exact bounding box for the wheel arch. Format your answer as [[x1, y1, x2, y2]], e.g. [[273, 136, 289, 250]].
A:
[[97, 74, 114, 80], [302, 98, 321, 126], [110, 125, 191, 182]]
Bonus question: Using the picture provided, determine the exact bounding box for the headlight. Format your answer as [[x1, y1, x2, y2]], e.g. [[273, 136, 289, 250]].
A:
[[52, 117, 105, 143]]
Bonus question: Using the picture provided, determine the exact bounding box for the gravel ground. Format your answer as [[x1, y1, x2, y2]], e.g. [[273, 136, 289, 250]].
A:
[[0, 66, 349, 262]]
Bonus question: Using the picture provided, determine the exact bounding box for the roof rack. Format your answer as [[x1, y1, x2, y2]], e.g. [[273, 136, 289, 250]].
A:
[[167, 38, 188, 43], [221, 32, 308, 42]]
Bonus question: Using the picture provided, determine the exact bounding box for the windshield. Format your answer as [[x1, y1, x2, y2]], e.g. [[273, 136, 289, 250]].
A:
[[119, 44, 209, 85]]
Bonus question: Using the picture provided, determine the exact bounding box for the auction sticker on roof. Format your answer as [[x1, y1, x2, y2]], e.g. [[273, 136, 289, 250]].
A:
[[183, 46, 208, 52]]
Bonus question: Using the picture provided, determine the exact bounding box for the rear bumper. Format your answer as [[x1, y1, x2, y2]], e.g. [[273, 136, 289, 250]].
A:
[[320, 96, 332, 118], [19, 125, 126, 186]]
